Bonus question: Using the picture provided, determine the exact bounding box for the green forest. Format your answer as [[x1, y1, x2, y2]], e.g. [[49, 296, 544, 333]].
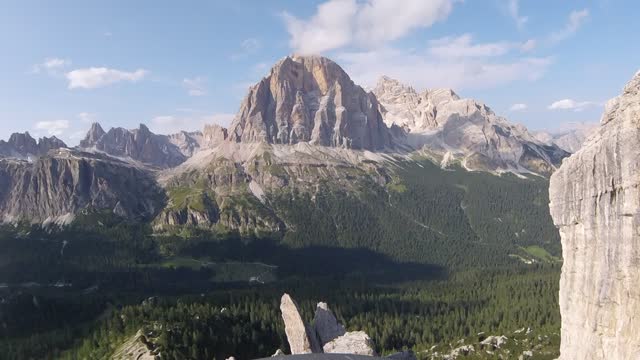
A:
[[0, 159, 562, 359]]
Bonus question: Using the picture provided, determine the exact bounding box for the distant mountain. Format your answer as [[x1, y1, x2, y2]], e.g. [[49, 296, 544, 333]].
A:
[[0, 132, 67, 159], [79, 122, 189, 168], [373, 76, 568, 174], [0, 55, 563, 265], [534, 123, 598, 153]]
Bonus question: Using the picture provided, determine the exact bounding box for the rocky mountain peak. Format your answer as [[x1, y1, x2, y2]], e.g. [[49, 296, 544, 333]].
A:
[[78, 123, 187, 168], [80, 122, 106, 148], [227, 55, 392, 151], [0, 132, 67, 159]]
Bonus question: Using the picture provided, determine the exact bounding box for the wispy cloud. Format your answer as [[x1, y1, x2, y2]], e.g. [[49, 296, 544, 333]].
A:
[[32, 57, 71, 74], [183, 77, 207, 96], [150, 113, 234, 134], [507, 0, 528, 30], [231, 38, 262, 59], [510, 103, 528, 111], [428, 34, 525, 58], [34, 120, 70, 136], [549, 9, 590, 44], [77, 112, 97, 123], [337, 33, 552, 91], [282, 0, 454, 54], [66, 67, 148, 89], [548, 98, 600, 112]]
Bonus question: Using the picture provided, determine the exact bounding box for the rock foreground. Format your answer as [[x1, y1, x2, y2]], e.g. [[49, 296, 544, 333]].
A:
[[549, 71, 640, 359], [279, 294, 414, 360]]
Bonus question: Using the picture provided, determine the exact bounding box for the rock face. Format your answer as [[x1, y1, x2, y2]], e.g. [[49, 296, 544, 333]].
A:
[[549, 71, 640, 359], [203, 124, 228, 148], [279, 294, 377, 356], [79, 122, 187, 168], [0, 149, 164, 224], [313, 302, 346, 345], [167, 130, 203, 157], [0, 132, 67, 159], [374, 76, 568, 174], [228, 55, 392, 151], [280, 293, 316, 354], [323, 331, 377, 356]]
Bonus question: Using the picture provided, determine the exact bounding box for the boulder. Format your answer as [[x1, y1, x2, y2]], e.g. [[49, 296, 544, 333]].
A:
[[312, 302, 346, 345], [322, 331, 377, 356]]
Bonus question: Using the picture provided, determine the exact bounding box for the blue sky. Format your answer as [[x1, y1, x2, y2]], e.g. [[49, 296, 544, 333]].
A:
[[0, 0, 637, 144]]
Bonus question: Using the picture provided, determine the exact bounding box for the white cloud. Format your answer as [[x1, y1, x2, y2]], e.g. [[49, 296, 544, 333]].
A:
[[34, 120, 70, 136], [241, 38, 261, 53], [520, 39, 536, 52], [183, 77, 207, 96], [77, 112, 97, 123], [66, 67, 148, 89], [549, 9, 589, 43], [510, 103, 528, 111], [336, 46, 552, 91], [282, 0, 454, 54], [548, 99, 599, 111], [428, 34, 515, 58], [507, 0, 528, 30], [32, 57, 71, 74], [150, 113, 234, 134]]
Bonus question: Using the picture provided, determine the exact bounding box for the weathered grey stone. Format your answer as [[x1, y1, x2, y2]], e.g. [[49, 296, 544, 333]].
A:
[[322, 331, 377, 356], [228, 55, 392, 151], [0, 149, 164, 224], [79, 122, 187, 168], [313, 302, 346, 345], [0, 132, 67, 159], [280, 293, 314, 354], [549, 70, 640, 360], [374, 76, 568, 175]]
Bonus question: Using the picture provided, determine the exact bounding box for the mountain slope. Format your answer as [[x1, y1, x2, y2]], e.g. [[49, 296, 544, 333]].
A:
[[0, 149, 164, 224], [79, 123, 188, 168], [374, 76, 568, 174]]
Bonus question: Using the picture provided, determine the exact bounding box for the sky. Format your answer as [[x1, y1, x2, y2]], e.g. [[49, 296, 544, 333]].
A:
[[1, 0, 638, 145]]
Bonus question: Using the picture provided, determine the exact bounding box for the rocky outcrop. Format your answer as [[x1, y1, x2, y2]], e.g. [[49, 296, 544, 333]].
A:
[[167, 130, 203, 157], [374, 76, 568, 174], [549, 71, 640, 359], [228, 55, 392, 151], [323, 331, 377, 356], [79, 122, 187, 168], [0, 149, 164, 224], [280, 293, 317, 354], [112, 330, 158, 360], [0, 132, 67, 159], [279, 294, 377, 357], [313, 302, 346, 345], [203, 124, 228, 147]]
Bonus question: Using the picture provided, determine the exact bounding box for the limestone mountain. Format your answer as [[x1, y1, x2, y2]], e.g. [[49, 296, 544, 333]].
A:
[[0, 148, 164, 224], [79, 123, 188, 168], [549, 70, 640, 359], [227, 55, 392, 151], [0, 132, 67, 159], [534, 123, 598, 153], [373, 76, 568, 174]]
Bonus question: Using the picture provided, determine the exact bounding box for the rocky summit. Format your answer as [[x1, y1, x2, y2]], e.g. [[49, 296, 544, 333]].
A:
[[228, 55, 392, 151], [79, 122, 188, 168], [549, 70, 640, 359], [374, 76, 568, 174], [0, 132, 67, 159]]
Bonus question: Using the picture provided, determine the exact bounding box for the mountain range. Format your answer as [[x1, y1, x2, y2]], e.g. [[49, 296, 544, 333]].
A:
[[0, 55, 569, 235]]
